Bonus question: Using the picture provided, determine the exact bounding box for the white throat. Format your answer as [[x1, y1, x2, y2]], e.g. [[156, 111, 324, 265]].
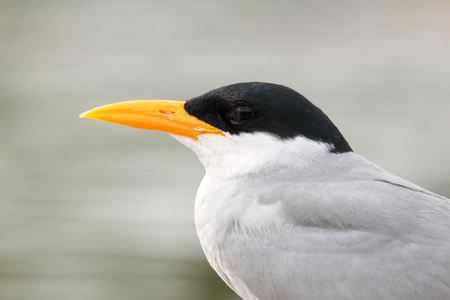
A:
[[170, 132, 332, 179]]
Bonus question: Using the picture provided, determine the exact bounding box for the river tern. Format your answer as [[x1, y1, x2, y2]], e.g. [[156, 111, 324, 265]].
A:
[[80, 82, 450, 300]]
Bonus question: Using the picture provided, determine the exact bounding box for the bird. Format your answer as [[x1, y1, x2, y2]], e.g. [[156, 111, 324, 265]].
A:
[[80, 82, 450, 300]]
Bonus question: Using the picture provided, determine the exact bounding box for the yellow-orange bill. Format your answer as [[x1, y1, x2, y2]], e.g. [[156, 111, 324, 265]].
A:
[[79, 100, 224, 139]]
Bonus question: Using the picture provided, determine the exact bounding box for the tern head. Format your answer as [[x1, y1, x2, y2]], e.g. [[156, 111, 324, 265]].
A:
[[80, 82, 352, 177]]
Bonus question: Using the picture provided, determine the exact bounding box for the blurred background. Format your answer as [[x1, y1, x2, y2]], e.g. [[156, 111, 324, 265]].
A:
[[1, 0, 449, 299]]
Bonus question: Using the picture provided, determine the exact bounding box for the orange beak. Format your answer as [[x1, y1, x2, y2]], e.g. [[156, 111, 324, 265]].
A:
[[79, 100, 224, 139]]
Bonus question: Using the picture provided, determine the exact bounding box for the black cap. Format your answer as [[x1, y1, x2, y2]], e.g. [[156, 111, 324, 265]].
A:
[[184, 82, 352, 153]]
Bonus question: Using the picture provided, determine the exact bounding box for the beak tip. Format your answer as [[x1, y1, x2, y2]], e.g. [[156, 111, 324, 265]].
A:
[[79, 111, 90, 119]]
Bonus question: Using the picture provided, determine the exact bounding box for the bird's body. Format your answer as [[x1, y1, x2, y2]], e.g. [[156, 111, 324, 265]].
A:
[[173, 133, 450, 300], [81, 82, 450, 300], [188, 135, 450, 300]]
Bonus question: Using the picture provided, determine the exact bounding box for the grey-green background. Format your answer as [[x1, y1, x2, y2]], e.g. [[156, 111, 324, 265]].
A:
[[1, 1, 449, 299]]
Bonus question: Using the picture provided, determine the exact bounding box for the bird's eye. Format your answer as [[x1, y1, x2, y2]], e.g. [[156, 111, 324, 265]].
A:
[[226, 105, 254, 125]]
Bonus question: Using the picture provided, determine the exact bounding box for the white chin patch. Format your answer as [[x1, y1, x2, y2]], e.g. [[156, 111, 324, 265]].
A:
[[169, 133, 228, 156], [168, 133, 198, 150]]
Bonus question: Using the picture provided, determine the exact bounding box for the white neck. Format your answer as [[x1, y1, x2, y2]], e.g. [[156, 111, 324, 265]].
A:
[[171, 132, 332, 179]]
